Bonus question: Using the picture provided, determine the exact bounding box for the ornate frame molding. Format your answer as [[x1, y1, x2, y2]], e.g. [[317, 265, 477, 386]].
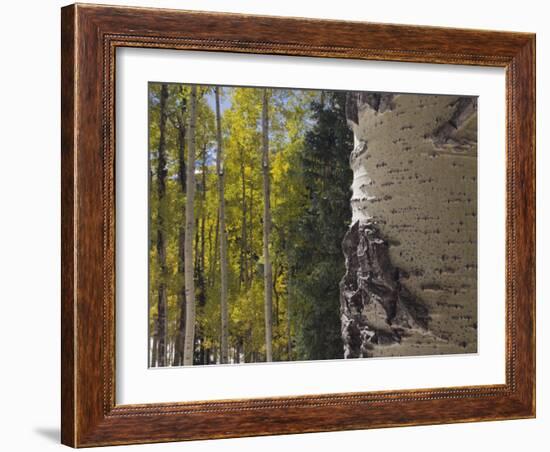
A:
[[61, 4, 535, 447]]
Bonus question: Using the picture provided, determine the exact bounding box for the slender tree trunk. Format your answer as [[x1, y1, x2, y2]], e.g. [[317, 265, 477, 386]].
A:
[[173, 90, 187, 367], [200, 149, 207, 290], [216, 88, 230, 364], [240, 156, 248, 288], [273, 264, 280, 327], [183, 85, 197, 365], [234, 343, 241, 364], [286, 272, 292, 360], [173, 226, 186, 366], [207, 222, 214, 287], [210, 211, 220, 286], [195, 146, 208, 365], [150, 335, 158, 367], [248, 182, 254, 284], [148, 165, 154, 252], [193, 231, 202, 365], [155, 84, 169, 367], [261, 89, 273, 362], [194, 218, 200, 278]]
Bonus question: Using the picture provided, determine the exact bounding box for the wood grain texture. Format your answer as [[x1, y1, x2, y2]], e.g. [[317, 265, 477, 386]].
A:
[[60, 3, 536, 447], [60, 5, 76, 446]]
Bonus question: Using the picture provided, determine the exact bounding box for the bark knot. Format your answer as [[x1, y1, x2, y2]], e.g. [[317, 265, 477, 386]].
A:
[[340, 221, 429, 358], [346, 92, 396, 126]]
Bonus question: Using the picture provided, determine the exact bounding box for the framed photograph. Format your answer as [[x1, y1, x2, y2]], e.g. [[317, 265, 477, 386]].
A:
[[61, 3, 535, 447]]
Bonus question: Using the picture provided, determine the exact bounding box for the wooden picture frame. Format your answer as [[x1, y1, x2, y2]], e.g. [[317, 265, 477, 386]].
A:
[[61, 3, 535, 447]]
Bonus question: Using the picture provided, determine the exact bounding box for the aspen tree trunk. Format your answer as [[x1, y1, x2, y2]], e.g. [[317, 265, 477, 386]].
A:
[[261, 89, 273, 362], [240, 159, 248, 288], [155, 84, 169, 367], [248, 183, 254, 284], [215, 87, 230, 364], [195, 148, 207, 361], [150, 336, 158, 367], [341, 93, 477, 358], [286, 273, 292, 360], [198, 146, 207, 307], [172, 100, 187, 365], [194, 219, 200, 276], [207, 223, 213, 281], [211, 212, 220, 284], [183, 85, 197, 365]]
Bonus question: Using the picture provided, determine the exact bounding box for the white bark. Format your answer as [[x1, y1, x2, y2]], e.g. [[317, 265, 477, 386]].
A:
[[344, 93, 478, 357], [183, 86, 197, 365], [286, 275, 292, 360], [215, 87, 230, 364]]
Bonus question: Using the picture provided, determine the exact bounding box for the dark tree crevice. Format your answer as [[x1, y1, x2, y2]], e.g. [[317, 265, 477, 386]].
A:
[[340, 221, 429, 358], [430, 97, 477, 148]]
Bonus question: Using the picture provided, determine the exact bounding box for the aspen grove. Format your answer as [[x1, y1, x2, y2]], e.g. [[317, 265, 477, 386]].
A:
[[148, 84, 353, 366]]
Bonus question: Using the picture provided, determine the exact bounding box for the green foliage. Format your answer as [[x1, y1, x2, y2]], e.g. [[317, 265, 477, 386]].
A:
[[289, 92, 354, 361]]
